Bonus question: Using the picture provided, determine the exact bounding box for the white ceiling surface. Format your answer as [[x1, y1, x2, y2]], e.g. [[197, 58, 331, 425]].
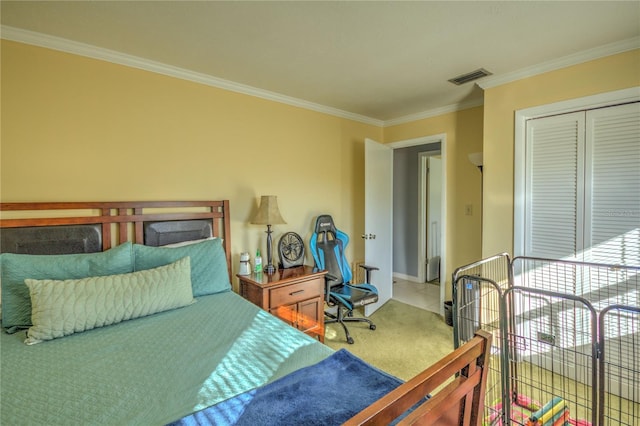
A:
[[2, 1, 639, 124]]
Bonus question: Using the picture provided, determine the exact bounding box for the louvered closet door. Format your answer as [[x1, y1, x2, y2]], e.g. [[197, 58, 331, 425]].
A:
[[524, 111, 585, 260], [521, 102, 640, 410], [584, 102, 640, 266]]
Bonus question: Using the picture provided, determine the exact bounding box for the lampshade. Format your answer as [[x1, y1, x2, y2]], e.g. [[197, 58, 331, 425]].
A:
[[251, 195, 286, 225]]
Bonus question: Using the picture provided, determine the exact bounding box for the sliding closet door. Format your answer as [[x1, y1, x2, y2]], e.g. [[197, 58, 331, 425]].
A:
[[524, 111, 585, 260], [584, 102, 640, 266]]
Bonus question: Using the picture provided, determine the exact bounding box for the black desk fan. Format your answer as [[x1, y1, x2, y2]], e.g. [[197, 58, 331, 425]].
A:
[[278, 232, 305, 269]]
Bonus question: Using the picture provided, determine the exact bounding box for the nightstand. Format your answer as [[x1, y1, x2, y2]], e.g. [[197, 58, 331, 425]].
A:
[[237, 266, 326, 342]]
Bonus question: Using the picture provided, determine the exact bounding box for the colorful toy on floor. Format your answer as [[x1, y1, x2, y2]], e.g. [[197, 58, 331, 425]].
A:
[[526, 397, 592, 426], [526, 396, 568, 425], [485, 395, 593, 426], [484, 395, 541, 425]]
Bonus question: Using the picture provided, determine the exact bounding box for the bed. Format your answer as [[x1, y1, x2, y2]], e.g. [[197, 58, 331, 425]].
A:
[[1, 200, 491, 425]]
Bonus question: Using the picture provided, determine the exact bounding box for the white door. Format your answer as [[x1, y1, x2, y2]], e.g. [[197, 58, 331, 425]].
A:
[[364, 138, 393, 315], [521, 102, 640, 265], [584, 102, 640, 266], [523, 111, 585, 260], [518, 101, 640, 403], [426, 157, 442, 281]]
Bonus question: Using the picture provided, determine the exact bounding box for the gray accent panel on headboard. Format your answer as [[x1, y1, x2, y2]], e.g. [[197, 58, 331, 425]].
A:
[[0, 224, 102, 254], [144, 220, 213, 247]]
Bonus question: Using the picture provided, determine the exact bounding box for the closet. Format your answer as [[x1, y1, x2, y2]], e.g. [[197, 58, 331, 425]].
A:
[[522, 101, 639, 266]]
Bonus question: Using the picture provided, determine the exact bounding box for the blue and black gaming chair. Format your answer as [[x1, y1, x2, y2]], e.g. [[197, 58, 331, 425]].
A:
[[310, 215, 378, 344]]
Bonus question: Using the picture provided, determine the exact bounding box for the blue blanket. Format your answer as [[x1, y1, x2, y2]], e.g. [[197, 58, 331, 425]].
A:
[[170, 349, 404, 426]]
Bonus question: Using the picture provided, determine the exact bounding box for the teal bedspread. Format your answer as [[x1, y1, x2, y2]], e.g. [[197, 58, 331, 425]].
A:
[[0, 291, 333, 425]]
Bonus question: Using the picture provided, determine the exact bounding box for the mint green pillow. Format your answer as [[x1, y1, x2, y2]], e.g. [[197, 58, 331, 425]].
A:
[[25, 257, 194, 345], [1, 242, 134, 333], [133, 238, 230, 297]]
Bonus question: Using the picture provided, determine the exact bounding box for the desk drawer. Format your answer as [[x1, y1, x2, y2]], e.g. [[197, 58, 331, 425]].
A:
[[270, 278, 322, 307]]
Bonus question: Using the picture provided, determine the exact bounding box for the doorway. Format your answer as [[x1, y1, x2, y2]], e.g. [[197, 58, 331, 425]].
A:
[[389, 134, 447, 315], [421, 153, 442, 283]]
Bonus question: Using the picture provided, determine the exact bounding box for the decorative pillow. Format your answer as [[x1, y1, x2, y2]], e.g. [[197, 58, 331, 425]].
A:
[[25, 257, 194, 345], [1, 242, 134, 333], [133, 238, 230, 297]]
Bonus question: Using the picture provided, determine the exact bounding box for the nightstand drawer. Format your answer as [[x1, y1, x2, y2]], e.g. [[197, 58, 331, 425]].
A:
[[270, 279, 322, 306], [237, 267, 326, 342]]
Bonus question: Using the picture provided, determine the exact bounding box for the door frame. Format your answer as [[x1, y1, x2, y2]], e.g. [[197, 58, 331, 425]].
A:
[[418, 151, 441, 283], [389, 134, 447, 315]]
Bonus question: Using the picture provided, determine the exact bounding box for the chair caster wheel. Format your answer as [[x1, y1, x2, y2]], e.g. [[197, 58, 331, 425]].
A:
[[347, 337, 355, 344], [370, 325, 376, 330]]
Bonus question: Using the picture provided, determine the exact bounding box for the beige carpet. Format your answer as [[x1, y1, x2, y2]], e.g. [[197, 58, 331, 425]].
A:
[[323, 299, 454, 381]]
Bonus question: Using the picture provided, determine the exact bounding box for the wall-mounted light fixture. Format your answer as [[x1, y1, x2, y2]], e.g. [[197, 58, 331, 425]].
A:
[[468, 152, 483, 173]]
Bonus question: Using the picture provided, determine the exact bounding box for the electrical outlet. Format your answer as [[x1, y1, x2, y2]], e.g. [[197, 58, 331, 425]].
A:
[[465, 204, 473, 215]]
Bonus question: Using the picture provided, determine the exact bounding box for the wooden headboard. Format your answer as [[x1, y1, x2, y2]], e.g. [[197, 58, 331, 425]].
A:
[[0, 200, 232, 280]]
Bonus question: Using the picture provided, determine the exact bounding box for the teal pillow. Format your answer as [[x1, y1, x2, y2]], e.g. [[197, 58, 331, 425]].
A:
[[133, 238, 230, 297], [25, 257, 194, 345], [1, 242, 134, 333]]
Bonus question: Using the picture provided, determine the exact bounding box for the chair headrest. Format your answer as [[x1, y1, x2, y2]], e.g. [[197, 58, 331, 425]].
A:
[[313, 214, 337, 237]]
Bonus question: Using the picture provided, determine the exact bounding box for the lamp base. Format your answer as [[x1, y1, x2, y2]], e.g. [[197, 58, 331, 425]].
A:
[[264, 224, 277, 275]]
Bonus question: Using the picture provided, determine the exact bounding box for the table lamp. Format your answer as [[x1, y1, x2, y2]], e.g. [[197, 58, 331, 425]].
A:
[[251, 195, 286, 274]]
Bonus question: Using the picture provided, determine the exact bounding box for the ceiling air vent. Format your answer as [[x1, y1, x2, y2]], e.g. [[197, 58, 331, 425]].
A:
[[448, 68, 492, 85]]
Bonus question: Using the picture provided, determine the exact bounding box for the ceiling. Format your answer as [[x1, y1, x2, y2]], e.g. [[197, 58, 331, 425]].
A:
[[2, 1, 639, 124]]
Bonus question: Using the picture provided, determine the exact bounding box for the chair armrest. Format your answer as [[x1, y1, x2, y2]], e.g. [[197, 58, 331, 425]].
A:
[[358, 265, 379, 284], [324, 272, 339, 281], [323, 272, 339, 303], [359, 265, 379, 272]]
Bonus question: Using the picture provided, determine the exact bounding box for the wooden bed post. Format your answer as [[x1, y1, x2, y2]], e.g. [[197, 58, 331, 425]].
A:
[[101, 207, 112, 251], [222, 199, 232, 282]]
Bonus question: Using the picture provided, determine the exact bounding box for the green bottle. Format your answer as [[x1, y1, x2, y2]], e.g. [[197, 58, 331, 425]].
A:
[[254, 249, 263, 273]]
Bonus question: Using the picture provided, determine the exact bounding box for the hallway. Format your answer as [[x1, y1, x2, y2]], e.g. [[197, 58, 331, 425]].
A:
[[392, 278, 441, 313]]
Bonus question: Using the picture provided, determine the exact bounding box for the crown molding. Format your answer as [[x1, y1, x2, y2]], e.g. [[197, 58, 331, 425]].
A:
[[477, 36, 640, 90], [384, 36, 639, 126], [3, 26, 637, 129], [1, 25, 384, 127], [383, 98, 484, 127]]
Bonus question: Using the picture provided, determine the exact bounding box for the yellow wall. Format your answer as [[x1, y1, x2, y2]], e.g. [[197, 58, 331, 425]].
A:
[[0, 40, 383, 280], [8, 38, 632, 298], [383, 106, 484, 297], [482, 49, 640, 258]]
